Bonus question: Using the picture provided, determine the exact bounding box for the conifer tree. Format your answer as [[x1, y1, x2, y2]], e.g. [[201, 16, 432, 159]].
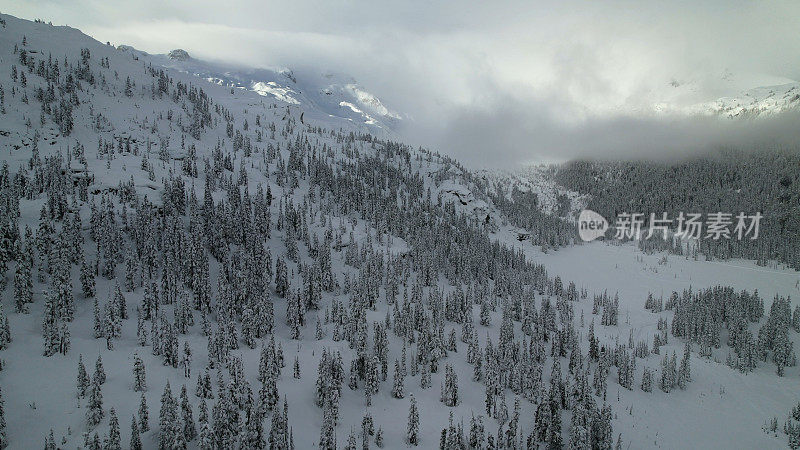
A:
[[159, 381, 178, 449], [180, 385, 196, 441], [77, 354, 89, 397], [181, 341, 192, 377], [133, 353, 146, 391], [407, 395, 419, 446], [361, 412, 374, 448], [137, 311, 147, 346], [318, 400, 336, 450], [195, 368, 213, 399], [441, 364, 459, 406], [130, 415, 142, 450], [94, 355, 106, 384], [139, 392, 150, 432], [641, 367, 653, 393], [391, 359, 405, 399], [568, 400, 591, 450], [41, 290, 60, 356], [13, 255, 32, 313], [293, 356, 301, 379], [44, 429, 55, 450], [107, 408, 121, 450], [469, 414, 485, 449], [198, 409, 213, 450], [275, 258, 289, 298], [93, 297, 103, 338], [58, 322, 70, 355], [86, 371, 104, 426], [89, 433, 101, 450], [678, 342, 691, 389], [103, 302, 116, 350]]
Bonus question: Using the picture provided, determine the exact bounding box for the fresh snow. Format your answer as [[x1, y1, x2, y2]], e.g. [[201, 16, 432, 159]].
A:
[[0, 12, 798, 450]]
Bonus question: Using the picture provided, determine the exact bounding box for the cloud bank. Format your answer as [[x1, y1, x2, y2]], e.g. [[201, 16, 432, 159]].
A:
[[3, 0, 799, 166]]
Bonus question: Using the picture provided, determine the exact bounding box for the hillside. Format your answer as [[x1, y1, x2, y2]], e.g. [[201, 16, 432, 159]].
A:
[[123, 46, 404, 136], [0, 13, 799, 450]]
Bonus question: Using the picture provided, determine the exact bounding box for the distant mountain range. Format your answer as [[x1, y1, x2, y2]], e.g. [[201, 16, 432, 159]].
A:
[[652, 71, 800, 118]]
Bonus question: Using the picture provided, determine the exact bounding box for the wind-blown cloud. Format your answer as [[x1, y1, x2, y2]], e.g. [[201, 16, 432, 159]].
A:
[[3, 0, 799, 166]]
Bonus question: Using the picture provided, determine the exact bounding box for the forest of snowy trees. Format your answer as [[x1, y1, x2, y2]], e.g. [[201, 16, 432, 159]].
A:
[[556, 150, 800, 269], [0, 12, 798, 450]]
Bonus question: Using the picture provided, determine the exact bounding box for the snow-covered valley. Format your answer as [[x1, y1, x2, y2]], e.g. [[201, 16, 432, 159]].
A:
[[0, 12, 799, 450]]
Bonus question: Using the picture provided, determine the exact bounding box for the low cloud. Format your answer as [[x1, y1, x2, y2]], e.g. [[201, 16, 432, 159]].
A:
[[406, 96, 800, 168], [4, 0, 800, 166]]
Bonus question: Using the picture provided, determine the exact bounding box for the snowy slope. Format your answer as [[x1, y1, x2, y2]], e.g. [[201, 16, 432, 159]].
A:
[[117, 45, 403, 137], [652, 71, 800, 119], [691, 83, 800, 118], [503, 239, 800, 450], [0, 14, 543, 450], [479, 165, 587, 220], [0, 13, 800, 450]]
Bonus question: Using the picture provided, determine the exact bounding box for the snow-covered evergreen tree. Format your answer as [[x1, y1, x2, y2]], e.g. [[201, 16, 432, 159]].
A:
[[130, 415, 142, 450], [407, 395, 419, 446], [133, 353, 146, 392], [86, 371, 104, 426], [139, 392, 150, 432], [106, 408, 121, 450]]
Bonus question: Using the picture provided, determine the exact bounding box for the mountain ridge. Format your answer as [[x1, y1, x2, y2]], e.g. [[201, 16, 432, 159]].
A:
[[115, 44, 404, 137]]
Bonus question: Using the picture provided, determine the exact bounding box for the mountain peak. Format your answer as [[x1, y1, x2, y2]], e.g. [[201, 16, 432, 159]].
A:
[[168, 49, 190, 61]]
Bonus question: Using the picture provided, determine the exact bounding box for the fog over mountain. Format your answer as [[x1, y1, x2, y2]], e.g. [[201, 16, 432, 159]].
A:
[[3, 0, 799, 165], [0, 7, 799, 450]]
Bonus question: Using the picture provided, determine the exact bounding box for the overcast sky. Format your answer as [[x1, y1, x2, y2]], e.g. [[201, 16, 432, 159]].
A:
[[3, 0, 800, 166]]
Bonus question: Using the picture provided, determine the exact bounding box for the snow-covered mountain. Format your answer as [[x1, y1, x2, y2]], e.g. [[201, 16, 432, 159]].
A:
[[652, 71, 800, 118], [691, 82, 800, 118], [118, 45, 404, 136], [0, 13, 567, 449], [0, 12, 799, 450]]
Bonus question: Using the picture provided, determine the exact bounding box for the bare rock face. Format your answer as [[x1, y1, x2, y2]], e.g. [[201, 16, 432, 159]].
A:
[[168, 49, 190, 61]]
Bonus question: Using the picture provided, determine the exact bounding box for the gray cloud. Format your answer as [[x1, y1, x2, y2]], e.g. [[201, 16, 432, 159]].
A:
[[405, 94, 800, 169], [3, 0, 800, 165]]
